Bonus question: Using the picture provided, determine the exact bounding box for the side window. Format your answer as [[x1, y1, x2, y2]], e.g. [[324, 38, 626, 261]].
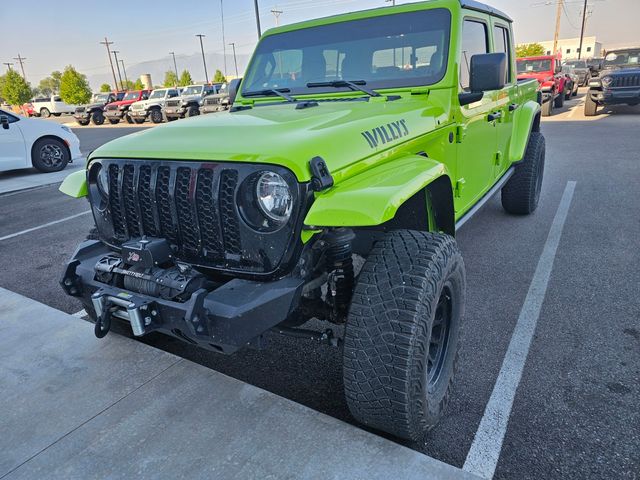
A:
[[1, 111, 20, 124], [460, 19, 489, 90], [53, 96, 62, 102], [168, 90, 178, 98], [141, 92, 149, 100], [493, 25, 512, 84]]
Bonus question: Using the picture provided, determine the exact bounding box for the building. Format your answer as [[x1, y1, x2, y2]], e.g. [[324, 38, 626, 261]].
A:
[[532, 36, 603, 60]]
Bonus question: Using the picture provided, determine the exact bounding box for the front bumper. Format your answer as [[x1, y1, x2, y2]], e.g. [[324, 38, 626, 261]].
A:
[[128, 109, 147, 119], [200, 105, 226, 114], [61, 241, 304, 354], [164, 107, 186, 119], [593, 87, 640, 105], [540, 90, 555, 103], [104, 109, 126, 120], [74, 112, 90, 121]]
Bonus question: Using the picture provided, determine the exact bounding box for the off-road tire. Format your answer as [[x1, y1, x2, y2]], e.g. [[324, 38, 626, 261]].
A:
[[125, 114, 134, 124], [186, 105, 199, 117], [343, 230, 466, 443], [77, 119, 90, 126], [31, 137, 70, 172], [108, 118, 119, 125], [584, 92, 598, 116], [541, 98, 554, 116], [564, 87, 572, 101], [133, 118, 145, 124], [40, 108, 51, 118], [501, 131, 545, 215], [149, 108, 163, 124], [554, 91, 564, 108], [92, 111, 105, 125]]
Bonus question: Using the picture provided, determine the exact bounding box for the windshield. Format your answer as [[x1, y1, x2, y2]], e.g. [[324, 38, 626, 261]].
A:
[[604, 50, 640, 67], [517, 59, 552, 74], [565, 60, 587, 68], [182, 86, 204, 96], [123, 92, 139, 101], [242, 9, 451, 97], [93, 93, 110, 103], [149, 90, 165, 99]]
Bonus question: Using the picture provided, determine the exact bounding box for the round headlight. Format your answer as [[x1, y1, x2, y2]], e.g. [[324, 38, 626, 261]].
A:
[[256, 172, 292, 222], [97, 165, 110, 196], [601, 76, 613, 87]]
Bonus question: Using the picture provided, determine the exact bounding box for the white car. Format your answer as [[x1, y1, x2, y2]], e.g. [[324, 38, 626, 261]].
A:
[[0, 109, 82, 173], [32, 96, 77, 118]]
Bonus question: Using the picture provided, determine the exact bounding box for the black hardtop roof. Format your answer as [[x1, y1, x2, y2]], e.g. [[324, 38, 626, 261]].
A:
[[460, 1, 512, 22]]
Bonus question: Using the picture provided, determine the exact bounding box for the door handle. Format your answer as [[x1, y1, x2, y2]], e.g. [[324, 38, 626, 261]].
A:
[[508, 103, 520, 112], [488, 111, 503, 122]]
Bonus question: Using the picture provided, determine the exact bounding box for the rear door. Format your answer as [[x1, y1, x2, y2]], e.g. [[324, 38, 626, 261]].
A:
[[491, 19, 518, 179], [455, 14, 499, 215]]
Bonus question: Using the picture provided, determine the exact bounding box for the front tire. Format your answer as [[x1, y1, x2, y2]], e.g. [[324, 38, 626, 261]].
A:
[[584, 92, 598, 116], [554, 91, 564, 108], [133, 117, 145, 124], [31, 137, 70, 172], [125, 114, 134, 124], [186, 105, 199, 117], [108, 118, 120, 125], [40, 108, 51, 118], [149, 108, 163, 124], [501, 131, 545, 215], [91, 111, 105, 125], [77, 119, 90, 126], [344, 230, 465, 443], [541, 98, 554, 116]]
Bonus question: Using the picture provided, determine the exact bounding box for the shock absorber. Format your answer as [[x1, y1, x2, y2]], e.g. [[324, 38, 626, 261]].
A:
[[324, 228, 355, 321]]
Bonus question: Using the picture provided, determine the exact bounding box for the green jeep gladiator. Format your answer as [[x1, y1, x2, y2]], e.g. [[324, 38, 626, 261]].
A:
[[60, 0, 543, 442]]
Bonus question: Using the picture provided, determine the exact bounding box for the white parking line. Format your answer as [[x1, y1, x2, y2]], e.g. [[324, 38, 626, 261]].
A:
[[463, 181, 577, 479], [0, 211, 91, 242]]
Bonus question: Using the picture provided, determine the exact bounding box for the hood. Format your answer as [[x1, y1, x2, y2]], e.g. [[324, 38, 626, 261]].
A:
[[108, 99, 138, 107], [178, 94, 200, 103], [90, 93, 448, 182], [517, 72, 553, 85], [600, 66, 640, 76]]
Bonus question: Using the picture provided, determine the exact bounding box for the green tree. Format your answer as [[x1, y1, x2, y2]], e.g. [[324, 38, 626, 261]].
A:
[[516, 43, 546, 58], [59, 65, 92, 104], [100, 83, 111, 92], [213, 69, 227, 83], [38, 71, 62, 96], [179, 69, 193, 87], [133, 78, 145, 90], [0, 69, 32, 105], [163, 70, 178, 87]]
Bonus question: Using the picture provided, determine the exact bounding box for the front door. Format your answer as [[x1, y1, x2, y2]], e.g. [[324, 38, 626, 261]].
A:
[[0, 111, 27, 171], [455, 15, 499, 216]]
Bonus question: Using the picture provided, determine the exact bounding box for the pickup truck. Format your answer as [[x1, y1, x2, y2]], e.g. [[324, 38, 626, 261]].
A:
[[517, 54, 569, 116], [74, 92, 125, 126], [60, 0, 543, 443], [586, 47, 640, 116], [31, 96, 77, 118], [128, 88, 181, 124], [104, 90, 151, 125], [163, 84, 222, 120]]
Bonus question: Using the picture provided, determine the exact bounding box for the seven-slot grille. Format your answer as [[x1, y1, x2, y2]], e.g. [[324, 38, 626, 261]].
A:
[[105, 104, 119, 111], [204, 97, 222, 105], [165, 100, 181, 108], [610, 74, 640, 88]]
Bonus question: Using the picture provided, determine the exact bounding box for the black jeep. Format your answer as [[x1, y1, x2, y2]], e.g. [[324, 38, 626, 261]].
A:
[[586, 48, 640, 116]]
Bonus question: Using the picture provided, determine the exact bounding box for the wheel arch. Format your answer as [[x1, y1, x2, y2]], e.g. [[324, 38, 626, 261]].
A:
[[509, 100, 542, 163]]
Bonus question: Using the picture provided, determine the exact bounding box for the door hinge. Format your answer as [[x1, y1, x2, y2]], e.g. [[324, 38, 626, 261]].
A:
[[455, 178, 466, 198], [495, 151, 503, 166], [455, 125, 467, 143]]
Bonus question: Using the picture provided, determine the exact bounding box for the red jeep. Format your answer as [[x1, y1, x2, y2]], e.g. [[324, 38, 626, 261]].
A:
[[517, 55, 569, 116], [103, 90, 151, 124]]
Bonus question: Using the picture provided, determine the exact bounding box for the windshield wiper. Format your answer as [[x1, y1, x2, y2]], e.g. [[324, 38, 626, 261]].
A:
[[242, 88, 295, 102], [306, 80, 381, 97]]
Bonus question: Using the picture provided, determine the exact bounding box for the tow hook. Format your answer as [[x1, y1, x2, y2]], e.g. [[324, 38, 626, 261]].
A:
[[94, 305, 113, 338]]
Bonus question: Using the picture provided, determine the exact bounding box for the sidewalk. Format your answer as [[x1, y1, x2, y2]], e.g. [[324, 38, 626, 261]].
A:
[[0, 162, 84, 196], [0, 287, 477, 480]]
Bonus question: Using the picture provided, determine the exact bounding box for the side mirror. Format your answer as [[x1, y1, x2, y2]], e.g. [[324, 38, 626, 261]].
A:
[[228, 78, 242, 105], [0, 115, 9, 130], [470, 53, 507, 93]]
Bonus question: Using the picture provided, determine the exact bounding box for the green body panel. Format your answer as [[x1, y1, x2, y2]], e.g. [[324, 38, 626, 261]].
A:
[[59, 170, 88, 198], [62, 0, 540, 237]]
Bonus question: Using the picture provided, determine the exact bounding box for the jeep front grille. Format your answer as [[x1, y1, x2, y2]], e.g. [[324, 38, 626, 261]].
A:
[[91, 159, 307, 276], [105, 104, 118, 111], [165, 100, 181, 107], [610, 74, 640, 88], [204, 97, 221, 105]]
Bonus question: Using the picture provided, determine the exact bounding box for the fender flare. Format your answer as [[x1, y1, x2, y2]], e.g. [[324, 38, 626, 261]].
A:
[[60, 169, 88, 198], [509, 99, 541, 163], [304, 155, 453, 234]]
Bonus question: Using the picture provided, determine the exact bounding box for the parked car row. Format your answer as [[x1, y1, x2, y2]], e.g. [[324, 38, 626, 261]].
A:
[[72, 84, 231, 126]]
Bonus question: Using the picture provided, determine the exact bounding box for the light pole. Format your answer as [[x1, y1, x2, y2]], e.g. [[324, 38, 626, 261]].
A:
[[112, 50, 123, 90], [119, 59, 129, 87], [100, 37, 118, 91], [196, 34, 209, 83], [220, 0, 227, 77], [169, 52, 179, 82], [254, 0, 262, 38], [229, 42, 239, 78]]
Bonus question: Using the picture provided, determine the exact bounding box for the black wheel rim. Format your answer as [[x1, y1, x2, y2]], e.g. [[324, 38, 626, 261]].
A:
[[40, 144, 64, 168], [427, 285, 453, 389]]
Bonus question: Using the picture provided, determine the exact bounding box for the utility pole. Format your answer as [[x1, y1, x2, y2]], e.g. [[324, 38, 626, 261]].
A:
[[169, 52, 179, 81], [196, 34, 209, 83], [552, 0, 564, 56], [271, 8, 283, 26], [220, 0, 227, 77], [119, 59, 129, 87], [254, 0, 262, 38], [229, 42, 239, 78], [3, 63, 13, 72], [112, 50, 123, 90], [13, 54, 27, 80], [578, 0, 589, 59], [101, 37, 118, 92], [385, 0, 396, 5]]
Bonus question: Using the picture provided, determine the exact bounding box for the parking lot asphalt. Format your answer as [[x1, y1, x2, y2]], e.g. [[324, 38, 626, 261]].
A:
[[1, 91, 638, 479]]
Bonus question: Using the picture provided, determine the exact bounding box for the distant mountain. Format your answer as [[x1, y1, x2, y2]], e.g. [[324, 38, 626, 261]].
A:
[[88, 51, 250, 89]]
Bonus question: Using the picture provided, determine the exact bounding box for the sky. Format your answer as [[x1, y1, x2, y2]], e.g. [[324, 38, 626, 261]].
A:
[[1, 0, 637, 87]]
